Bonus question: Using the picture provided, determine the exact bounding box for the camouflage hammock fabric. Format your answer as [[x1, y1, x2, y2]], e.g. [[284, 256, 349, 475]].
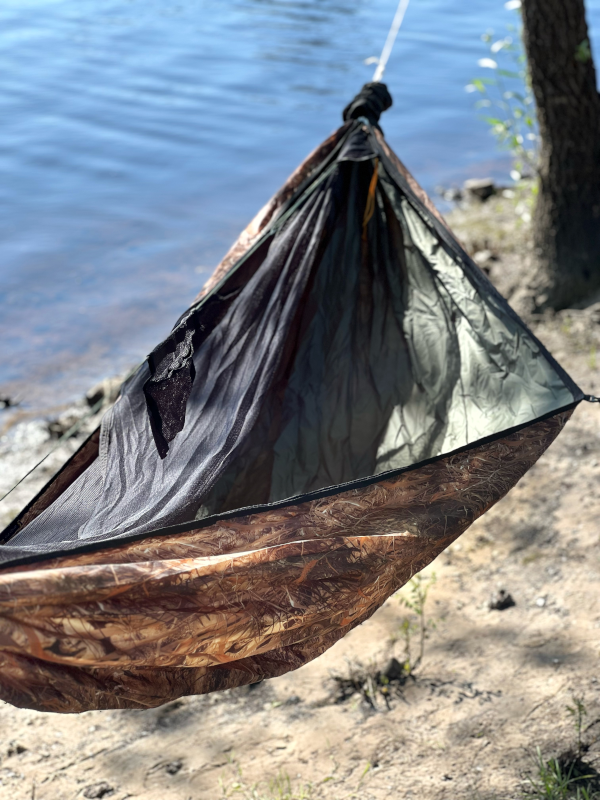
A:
[[0, 84, 582, 712], [0, 410, 572, 712]]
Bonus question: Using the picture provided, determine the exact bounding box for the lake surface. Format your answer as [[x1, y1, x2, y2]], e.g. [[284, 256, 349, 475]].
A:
[[2, 0, 600, 416]]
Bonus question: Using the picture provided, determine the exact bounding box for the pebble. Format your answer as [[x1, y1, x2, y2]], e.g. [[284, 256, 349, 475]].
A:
[[463, 177, 496, 201], [489, 589, 516, 611], [82, 782, 115, 799]]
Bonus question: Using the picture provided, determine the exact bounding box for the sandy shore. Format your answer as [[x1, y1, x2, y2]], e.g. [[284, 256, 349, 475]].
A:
[[0, 375, 124, 533]]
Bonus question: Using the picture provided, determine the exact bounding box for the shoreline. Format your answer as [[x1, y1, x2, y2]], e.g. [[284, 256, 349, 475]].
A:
[[0, 374, 124, 533]]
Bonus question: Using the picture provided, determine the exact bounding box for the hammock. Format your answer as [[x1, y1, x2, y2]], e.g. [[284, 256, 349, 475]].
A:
[[0, 83, 583, 713]]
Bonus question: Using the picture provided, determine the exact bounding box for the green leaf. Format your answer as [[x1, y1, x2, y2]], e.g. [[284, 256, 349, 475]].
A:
[[575, 38, 592, 64], [470, 16, 539, 173], [469, 78, 492, 93], [497, 69, 521, 78]]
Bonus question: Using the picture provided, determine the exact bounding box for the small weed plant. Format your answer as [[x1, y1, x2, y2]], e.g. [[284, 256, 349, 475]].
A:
[[396, 571, 437, 676], [220, 755, 373, 799], [567, 695, 588, 758], [523, 748, 599, 799], [332, 571, 439, 710], [220, 763, 313, 800], [523, 696, 600, 799]]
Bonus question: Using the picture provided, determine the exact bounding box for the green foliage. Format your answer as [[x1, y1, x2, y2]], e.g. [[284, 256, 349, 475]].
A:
[[220, 762, 313, 800], [396, 572, 437, 675], [523, 697, 600, 799], [566, 695, 588, 758], [467, 6, 538, 182], [575, 39, 592, 64], [523, 748, 599, 799], [358, 761, 371, 787], [220, 754, 374, 799]]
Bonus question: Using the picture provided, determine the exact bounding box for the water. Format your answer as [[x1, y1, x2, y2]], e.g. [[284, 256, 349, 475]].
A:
[[2, 0, 599, 416]]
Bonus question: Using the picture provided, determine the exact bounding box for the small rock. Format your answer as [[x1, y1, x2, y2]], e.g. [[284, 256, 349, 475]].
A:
[[85, 376, 123, 409], [7, 742, 27, 756], [47, 419, 74, 439], [165, 760, 183, 775], [473, 249, 498, 266], [489, 589, 516, 611], [464, 177, 496, 202], [0, 396, 18, 409], [46, 411, 88, 440], [536, 596, 547, 607], [285, 695, 302, 705], [383, 657, 405, 682], [83, 782, 114, 799], [439, 187, 464, 204]]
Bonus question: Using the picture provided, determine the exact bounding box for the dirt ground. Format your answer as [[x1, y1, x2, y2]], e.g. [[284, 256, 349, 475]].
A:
[[1, 191, 600, 800]]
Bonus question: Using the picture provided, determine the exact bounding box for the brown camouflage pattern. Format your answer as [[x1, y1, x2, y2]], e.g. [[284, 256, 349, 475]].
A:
[[0, 408, 572, 712]]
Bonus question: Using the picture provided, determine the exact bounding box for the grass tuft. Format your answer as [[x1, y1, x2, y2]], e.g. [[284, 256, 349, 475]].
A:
[[523, 747, 600, 799], [220, 763, 313, 800]]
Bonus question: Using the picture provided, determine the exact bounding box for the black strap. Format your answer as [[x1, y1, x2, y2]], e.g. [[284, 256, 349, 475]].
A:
[[343, 83, 392, 125], [583, 394, 600, 403]]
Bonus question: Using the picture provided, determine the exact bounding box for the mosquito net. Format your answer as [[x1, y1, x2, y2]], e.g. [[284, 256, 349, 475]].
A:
[[1, 117, 580, 563]]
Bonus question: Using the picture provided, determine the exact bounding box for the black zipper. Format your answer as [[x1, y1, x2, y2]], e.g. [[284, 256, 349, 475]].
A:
[[0, 399, 580, 571]]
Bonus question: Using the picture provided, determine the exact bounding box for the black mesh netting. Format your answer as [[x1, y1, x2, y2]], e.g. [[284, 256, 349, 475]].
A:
[[0, 97, 580, 566]]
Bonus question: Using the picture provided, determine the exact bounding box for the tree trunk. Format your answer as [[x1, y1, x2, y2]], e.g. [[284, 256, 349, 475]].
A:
[[521, 0, 600, 310]]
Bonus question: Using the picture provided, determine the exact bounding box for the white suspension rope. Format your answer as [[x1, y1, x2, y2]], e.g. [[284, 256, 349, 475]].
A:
[[372, 0, 411, 82]]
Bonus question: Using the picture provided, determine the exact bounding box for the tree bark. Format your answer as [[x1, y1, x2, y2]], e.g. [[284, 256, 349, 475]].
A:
[[521, 0, 600, 310]]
